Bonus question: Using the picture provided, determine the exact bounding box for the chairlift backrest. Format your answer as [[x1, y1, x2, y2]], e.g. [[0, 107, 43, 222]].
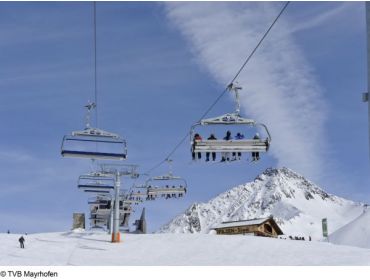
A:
[[145, 173, 187, 189]]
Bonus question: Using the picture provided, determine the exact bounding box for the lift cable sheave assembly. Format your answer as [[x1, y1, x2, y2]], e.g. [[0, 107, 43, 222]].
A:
[[145, 1, 289, 174]]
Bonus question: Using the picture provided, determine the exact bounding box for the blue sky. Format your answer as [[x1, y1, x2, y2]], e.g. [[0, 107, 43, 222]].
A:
[[0, 1, 369, 234]]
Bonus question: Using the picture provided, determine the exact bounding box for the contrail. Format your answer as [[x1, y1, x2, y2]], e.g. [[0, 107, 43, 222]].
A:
[[165, 2, 328, 180]]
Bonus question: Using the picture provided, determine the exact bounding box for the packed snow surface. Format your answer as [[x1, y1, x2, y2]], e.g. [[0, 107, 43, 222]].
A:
[[329, 210, 370, 249], [1, 231, 370, 265], [158, 168, 364, 240]]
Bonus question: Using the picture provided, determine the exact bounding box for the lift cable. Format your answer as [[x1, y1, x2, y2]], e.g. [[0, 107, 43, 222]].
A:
[[145, 1, 290, 175], [93, 1, 98, 128]]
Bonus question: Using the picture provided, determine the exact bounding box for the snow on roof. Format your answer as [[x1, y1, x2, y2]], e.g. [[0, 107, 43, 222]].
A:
[[212, 217, 271, 229]]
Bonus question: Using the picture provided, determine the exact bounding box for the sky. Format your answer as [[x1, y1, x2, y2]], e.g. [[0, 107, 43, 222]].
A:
[[0, 1, 369, 234]]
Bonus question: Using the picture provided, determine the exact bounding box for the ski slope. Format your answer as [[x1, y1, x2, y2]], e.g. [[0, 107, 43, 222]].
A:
[[330, 210, 370, 249], [1, 230, 370, 265]]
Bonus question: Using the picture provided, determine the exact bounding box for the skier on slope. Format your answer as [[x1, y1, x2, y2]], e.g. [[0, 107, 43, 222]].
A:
[[19, 236, 25, 249]]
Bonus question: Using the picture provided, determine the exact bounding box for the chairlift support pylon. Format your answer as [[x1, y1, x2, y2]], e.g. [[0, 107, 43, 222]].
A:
[[61, 102, 127, 161], [190, 83, 271, 157], [89, 194, 132, 231]]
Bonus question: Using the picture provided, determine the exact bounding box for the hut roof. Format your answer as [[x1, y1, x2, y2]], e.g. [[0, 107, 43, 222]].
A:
[[213, 216, 283, 235]]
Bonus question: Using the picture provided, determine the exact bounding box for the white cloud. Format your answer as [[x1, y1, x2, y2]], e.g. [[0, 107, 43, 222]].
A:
[[285, 2, 354, 35], [164, 2, 328, 180]]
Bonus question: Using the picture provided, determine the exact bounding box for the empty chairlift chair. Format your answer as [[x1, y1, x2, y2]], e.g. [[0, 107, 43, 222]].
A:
[[61, 102, 127, 161], [77, 172, 115, 192]]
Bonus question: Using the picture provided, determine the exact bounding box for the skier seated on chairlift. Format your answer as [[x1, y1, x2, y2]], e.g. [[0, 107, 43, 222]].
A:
[[192, 133, 202, 160], [221, 131, 232, 162], [232, 132, 244, 160], [252, 133, 260, 161], [206, 133, 217, 162]]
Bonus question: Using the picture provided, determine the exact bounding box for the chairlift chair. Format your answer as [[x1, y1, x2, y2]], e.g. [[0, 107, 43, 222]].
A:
[[190, 83, 271, 160], [61, 102, 127, 161], [145, 174, 187, 189], [77, 172, 115, 191], [144, 161, 188, 199]]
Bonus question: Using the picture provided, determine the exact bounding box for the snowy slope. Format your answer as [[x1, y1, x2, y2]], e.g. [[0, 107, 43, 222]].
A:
[[157, 167, 364, 239], [329, 209, 370, 249], [1, 231, 370, 265]]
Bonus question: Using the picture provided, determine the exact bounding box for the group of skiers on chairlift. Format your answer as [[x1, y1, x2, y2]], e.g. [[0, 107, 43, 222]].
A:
[[129, 185, 187, 201], [147, 185, 187, 200], [192, 130, 261, 162]]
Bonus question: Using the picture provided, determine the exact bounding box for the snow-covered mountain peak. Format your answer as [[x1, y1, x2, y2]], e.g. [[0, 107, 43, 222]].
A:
[[253, 167, 333, 202], [157, 167, 364, 239]]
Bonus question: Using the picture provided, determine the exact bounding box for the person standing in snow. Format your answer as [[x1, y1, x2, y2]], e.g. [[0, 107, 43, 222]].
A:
[[206, 133, 217, 162], [19, 236, 25, 249]]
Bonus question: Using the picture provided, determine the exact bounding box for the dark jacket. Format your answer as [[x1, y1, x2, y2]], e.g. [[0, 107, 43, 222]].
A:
[[208, 134, 217, 140]]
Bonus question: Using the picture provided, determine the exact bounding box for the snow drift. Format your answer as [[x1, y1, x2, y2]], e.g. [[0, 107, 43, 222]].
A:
[[329, 209, 370, 249]]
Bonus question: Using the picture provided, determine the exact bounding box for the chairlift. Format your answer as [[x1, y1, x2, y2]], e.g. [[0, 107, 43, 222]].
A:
[[88, 195, 111, 205], [77, 172, 115, 191], [190, 83, 271, 162], [61, 102, 127, 161], [144, 160, 187, 199]]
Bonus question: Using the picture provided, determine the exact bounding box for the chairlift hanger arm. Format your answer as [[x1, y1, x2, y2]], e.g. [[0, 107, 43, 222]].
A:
[[72, 127, 121, 139], [256, 122, 272, 143], [194, 113, 256, 126]]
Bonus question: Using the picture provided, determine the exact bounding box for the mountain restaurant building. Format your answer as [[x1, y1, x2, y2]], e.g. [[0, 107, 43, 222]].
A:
[[212, 216, 283, 238]]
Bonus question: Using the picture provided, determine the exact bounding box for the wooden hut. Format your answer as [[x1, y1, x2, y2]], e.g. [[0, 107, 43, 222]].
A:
[[212, 216, 283, 238]]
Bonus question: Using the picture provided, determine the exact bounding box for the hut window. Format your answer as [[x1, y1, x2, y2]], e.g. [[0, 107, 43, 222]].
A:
[[264, 224, 273, 234]]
